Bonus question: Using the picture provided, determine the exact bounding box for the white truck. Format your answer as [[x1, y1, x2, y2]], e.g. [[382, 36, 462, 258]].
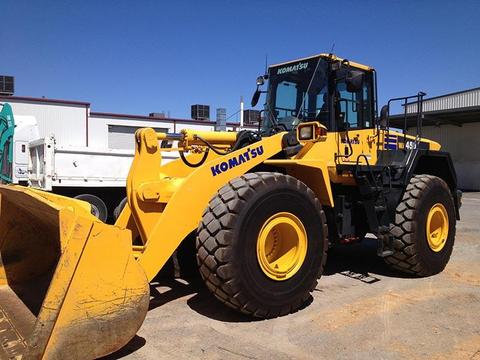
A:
[[1, 103, 178, 222], [8, 115, 39, 183], [28, 135, 180, 222], [28, 136, 134, 221]]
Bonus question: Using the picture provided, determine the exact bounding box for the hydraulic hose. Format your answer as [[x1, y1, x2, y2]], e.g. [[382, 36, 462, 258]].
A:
[[179, 149, 209, 168]]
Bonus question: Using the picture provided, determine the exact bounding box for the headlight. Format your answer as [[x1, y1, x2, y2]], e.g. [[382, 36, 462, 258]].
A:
[[296, 122, 328, 143], [298, 125, 314, 140]]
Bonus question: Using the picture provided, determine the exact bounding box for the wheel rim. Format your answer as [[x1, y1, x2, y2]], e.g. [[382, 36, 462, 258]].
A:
[[256, 212, 308, 281], [426, 203, 449, 252], [90, 204, 100, 218]]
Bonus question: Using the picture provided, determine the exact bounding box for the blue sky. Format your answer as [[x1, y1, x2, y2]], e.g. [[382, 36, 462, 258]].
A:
[[1, 0, 479, 120]]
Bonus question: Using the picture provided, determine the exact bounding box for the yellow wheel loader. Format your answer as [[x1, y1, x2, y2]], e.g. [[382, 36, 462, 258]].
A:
[[0, 53, 461, 359]]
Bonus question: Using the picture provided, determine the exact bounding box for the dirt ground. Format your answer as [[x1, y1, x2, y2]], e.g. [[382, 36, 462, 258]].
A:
[[106, 192, 480, 360]]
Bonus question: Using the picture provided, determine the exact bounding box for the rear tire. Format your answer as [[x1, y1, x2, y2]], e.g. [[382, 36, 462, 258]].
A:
[[196, 172, 328, 318], [385, 175, 456, 276], [74, 194, 108, 222]]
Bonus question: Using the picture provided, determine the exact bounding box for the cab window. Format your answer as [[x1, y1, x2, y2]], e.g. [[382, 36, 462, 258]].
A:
[[335, 71, 373, 129], [275, 81, 298, 119]]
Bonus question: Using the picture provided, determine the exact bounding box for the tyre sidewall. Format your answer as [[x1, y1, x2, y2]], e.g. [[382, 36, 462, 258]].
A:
[[230, 181, 325, 309], [414, 179, 455, 274]]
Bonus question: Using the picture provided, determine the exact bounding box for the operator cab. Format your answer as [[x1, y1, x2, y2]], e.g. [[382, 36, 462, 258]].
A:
[[252, 54, 376, 135]]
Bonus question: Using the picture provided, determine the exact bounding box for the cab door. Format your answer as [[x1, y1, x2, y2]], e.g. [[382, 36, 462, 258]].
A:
[[333, 69, 377, 165]]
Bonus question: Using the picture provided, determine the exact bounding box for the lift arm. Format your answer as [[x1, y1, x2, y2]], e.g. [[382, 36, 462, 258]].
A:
[[124, 128, 285, 281]]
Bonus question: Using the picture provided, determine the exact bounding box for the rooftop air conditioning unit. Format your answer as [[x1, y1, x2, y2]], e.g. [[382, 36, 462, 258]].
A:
[[0, 76, 14, 96]]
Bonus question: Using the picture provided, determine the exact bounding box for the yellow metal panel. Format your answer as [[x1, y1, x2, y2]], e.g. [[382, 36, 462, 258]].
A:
[[264, 159, 334, 207], [294, 128, 378, 184]]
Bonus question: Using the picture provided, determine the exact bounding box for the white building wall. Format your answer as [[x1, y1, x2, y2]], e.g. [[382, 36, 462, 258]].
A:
[[5, 99, 88, 146], [175, 121, 215, 132], [420, 123, 480, 191], [89, 116, 247, 150], [88, 115, 176, 149], [172, 121, 245, 132], [2, 96, 254, 152]]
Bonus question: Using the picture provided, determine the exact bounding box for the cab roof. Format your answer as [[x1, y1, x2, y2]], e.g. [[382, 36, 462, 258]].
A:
[[269, 53, 373, 72]]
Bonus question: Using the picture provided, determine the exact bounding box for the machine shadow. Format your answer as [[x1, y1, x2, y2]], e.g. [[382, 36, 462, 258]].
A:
[[148, 275, 258, 323], [102, 239, 416, 358], [99, 335, 147, 359], [148, 239, 413, 322], [323, 238, 415, 279]]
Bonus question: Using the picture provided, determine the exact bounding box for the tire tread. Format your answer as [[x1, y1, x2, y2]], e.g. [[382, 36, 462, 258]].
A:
[[196, 172, 328, 318], [385, 174, 455, 276]]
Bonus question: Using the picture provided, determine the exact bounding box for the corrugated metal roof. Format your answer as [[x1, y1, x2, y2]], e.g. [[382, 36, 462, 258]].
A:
[[406, 87, 480, 113]]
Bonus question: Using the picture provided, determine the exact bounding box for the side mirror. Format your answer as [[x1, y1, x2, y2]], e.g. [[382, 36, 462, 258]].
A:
[[345, 70, 364, 93], [380, 104, 389, 128], [251, 74, 268, 107], [251, 89, 261, 107]]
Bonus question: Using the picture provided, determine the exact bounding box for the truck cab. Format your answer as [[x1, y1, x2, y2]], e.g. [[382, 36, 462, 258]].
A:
[[0, 103, 39, 184]]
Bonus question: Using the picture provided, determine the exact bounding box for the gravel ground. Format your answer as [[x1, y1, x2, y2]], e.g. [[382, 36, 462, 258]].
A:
[[105, 192, 480, 360]]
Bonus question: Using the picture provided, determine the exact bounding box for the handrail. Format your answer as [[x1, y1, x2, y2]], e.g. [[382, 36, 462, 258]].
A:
[[385, 92, 426, 150]]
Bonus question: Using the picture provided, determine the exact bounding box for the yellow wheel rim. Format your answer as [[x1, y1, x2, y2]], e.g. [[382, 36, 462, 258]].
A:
[[426, 203, 449, 252], [256, 212, 308, 281]]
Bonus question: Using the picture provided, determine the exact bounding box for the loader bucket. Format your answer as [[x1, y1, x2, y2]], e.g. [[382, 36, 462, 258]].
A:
[[0, 185, 150, 359]]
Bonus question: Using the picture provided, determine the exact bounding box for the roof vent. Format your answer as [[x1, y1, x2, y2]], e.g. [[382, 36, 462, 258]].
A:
[[149, 112, 166, 118], [0, 76, 14, 96], [191, 104, 210, 121]]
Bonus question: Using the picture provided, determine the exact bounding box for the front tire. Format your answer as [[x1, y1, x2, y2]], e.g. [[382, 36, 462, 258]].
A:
[[196, 172, 328, 318], [385, 175, 456, 276]]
